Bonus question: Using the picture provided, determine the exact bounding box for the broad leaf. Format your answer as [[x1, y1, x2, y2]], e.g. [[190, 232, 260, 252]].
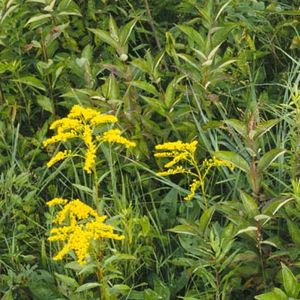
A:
[[214, 151, 250, 173], [281, 263, 299, 298], [240, 191, 259, 218]]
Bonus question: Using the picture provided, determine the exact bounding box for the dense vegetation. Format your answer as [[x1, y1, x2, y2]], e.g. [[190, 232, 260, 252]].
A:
[[0, 0, 300, 299]]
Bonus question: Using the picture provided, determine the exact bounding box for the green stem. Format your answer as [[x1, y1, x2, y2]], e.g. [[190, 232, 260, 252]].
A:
[[143, 0, 161, 50], [256, 221, 267, 289], [40, 30, 56, 115], [191, 156, 208, 208], [93, 167, 101, 214]]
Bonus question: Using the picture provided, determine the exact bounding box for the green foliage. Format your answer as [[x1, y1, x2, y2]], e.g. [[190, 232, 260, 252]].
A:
[[0, 0, 299, 299]]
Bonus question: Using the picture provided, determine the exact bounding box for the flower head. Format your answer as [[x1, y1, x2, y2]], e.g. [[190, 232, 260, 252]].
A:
[[48, 198, 124, 265], [43, 105, 135, 172]]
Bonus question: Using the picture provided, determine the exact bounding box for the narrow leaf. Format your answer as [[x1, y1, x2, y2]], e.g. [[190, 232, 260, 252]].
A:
[[76, 282, 101, 293], [199, 206, 215, 235], [119, 18, 138, 46], [13, 76, 46, 91], [257, 148, 285, 173]]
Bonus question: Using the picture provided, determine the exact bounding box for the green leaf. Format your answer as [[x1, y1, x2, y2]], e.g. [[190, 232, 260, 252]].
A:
[[0, 4, 19, 25], [164, 79, 176, 109], [103, 253, 136, 267], [213, 151, 250, 173], [176, 53, 200, 71], [110, 284, 131, 295], [140, 96, 166, 116], [199, 206, 215, 235], [240, 191, 259, 218], [168, 224, 198, 235], [72, 184, 94, 196], [25, 13, 52, 26], [281, 263, 299, 298], [131, 80, 159, 96], [109, 15, 119, 41], [257, 148, 285, 173], [1, 291, 14, 300], [287, 220, 300, 246], [36, 95, 53, 113], [131, 58, 149, 73], [236, 226, 257, 236], [254, 119, 278, 139], [255, 288, 288, 300], [119, 18, 138, 46], [225, 119, 247, 137], [54, 273, 79, 288], [75, 282, 101, 293], [13, 76, 46, 91], [89, 28, 122, 54], [177, 25, 205, 48]]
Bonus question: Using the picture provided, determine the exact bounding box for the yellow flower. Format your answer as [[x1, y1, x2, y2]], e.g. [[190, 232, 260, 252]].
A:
[[99, 129, 136, 148], [156, 166, 187, 176], [46, 198, 68, 207], [91, 115, 118, 126], [203, 156, 235, 171], [184, 179, 202, 201], [164, 152, 189, 168], [48, 199, 124, 265], [44, 105, 135, 172], [43, 132, 78, 147], [82, 125, 97, 173], [154, 140, 198, 176], [155, 140, 198, 153], [46, 150, 72, 168]]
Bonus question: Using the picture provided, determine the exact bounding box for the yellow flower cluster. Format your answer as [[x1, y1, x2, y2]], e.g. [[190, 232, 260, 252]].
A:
[[155, 140, 198, 153], [47, 198, 124, 265], [98, 129, 136, 148], [155, 140, 198, 170], [184, 179, 202, 201], [43, 105, 135, 173], [155, 140, 199, 200], [47, 150, 72, 168], [155, 140, 234, 201], [203, 156, 235, 171], [46, 197, 68, 207]]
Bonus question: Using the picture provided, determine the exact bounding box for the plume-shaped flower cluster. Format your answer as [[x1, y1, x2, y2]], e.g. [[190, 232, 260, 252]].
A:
[[43, 105, 135, 173], [47, 198, 124, 265], [154, 140, 234, 201]]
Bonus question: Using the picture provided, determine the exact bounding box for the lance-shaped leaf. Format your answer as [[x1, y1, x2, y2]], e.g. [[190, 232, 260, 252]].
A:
[[177, 24, 205, 48], [88, 28, 123, 54], [225, 119, 247, 138], [199, 206, 215, 235], [214, 151, 250, 173], [255, 288, 288, 300], [257, 148, 285, 173], [281, 263, 300, 298], [240, 191, 259, 218], [287, 219, 300, 246], [253, 119, 279, 139], [131, 80, 160, 96], [119, 18, 138, 46]]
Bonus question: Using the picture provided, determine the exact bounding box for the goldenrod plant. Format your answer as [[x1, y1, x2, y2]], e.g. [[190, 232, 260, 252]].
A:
[[154, 140, 234, 205], [43, 105, 135, 299], [1, 0, 300, 299]]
